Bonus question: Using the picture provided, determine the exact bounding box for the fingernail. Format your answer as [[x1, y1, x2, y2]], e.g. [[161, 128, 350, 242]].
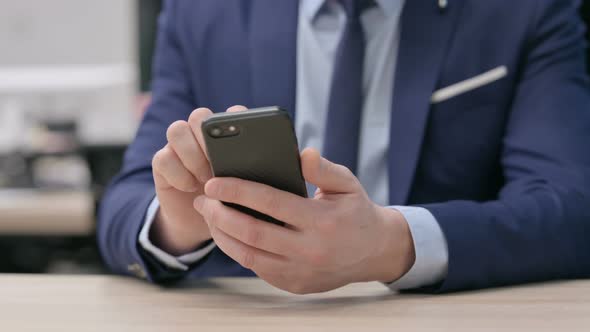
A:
[[194, 195, 205, 211]]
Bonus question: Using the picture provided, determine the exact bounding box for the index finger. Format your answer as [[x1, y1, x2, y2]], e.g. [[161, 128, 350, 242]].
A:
[[187, 107, 214, 162], [204, 177, 317, 229]]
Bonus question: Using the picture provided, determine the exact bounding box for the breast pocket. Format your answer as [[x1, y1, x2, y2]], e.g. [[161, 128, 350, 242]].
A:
[[425, 66, 514, 175], [432, 66, 507, 104]]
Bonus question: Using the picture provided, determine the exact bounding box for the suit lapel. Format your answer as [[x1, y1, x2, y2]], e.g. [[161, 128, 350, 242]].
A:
[[248, 0, 299, 119], [388, 0, 464, 205]]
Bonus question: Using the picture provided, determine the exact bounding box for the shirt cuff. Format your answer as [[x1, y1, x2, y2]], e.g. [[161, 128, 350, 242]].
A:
[[138, 197, 217, 271], [385, 206, 449, 290]]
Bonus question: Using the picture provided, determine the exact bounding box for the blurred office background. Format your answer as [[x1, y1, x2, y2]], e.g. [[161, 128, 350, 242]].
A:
[[0, 0, 588, 274], [0, 0, 155, 273]]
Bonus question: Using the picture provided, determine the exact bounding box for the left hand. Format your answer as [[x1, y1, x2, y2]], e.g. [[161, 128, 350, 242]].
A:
[[193, 148, 415, 294]]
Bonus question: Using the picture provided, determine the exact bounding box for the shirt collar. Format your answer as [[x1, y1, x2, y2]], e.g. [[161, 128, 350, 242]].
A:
[[301, 0, 403, 21]]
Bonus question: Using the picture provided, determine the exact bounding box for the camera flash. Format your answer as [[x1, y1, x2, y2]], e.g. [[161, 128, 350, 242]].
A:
[[229, 126, 236, 132]]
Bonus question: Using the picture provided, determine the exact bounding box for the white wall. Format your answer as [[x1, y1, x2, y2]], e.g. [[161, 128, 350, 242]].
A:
[[0, 0, 139, 146], [0, 0, 137, 65]]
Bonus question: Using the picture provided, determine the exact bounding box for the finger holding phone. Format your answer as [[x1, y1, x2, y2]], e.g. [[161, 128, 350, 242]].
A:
[[196, 149, 415, 294], [150, 105, 247, 255]]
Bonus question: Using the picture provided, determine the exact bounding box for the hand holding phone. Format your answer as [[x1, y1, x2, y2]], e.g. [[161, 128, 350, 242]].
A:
[[192, 107, 415, 295]]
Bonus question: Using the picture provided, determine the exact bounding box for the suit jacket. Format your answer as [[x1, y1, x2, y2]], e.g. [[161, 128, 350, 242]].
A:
[[98, 0, 590, 292]]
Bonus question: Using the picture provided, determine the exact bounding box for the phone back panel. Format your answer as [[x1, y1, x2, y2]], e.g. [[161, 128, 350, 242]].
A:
[[202, 107, 307, 224]]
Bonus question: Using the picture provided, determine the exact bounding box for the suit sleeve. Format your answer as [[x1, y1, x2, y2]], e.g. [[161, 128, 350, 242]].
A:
[[97, 0, 201, 282], [421, 0, 590, 292]]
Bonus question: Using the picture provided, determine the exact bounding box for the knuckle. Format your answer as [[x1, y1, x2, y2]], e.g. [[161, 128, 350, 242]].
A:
[[166, 120, 189, 142], [151, 150, 164, 170], [188, 108, 211, 129], [226, 105, 247, 113], [152, 148, 171, 171], [187, 111, 201, 129]]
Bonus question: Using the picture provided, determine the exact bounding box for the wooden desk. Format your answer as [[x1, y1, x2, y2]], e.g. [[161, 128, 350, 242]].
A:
[[1, 275, 588, 331]]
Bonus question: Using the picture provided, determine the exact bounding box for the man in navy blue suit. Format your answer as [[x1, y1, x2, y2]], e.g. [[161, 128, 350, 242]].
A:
[[98, 0, 590, 293]]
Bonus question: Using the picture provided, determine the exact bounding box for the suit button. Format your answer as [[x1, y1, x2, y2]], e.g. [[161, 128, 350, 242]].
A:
[[127, 263, 147, 279]]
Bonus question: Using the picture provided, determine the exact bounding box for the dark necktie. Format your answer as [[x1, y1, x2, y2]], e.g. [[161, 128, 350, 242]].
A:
[[322, 0, 372, 175]]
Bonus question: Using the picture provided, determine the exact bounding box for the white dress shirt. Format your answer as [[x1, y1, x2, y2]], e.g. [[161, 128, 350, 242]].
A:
[[139, 0, 449, 289]]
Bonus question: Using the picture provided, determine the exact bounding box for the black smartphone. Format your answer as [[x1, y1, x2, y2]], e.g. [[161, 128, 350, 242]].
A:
[[201, 106, 307, 225]]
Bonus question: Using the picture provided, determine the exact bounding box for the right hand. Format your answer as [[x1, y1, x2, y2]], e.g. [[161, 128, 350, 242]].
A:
[[150, 105, 247, 255]]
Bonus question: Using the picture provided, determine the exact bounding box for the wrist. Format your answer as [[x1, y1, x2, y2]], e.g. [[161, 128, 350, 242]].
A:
[[364, 206, 416, 283], [150, 209, 212, 256]]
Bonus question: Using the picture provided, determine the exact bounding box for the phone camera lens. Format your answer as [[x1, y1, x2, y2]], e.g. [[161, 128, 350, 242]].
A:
[[210, 127, 222, 137]]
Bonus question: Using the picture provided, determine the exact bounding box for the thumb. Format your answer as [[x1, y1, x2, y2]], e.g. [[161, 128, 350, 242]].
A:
[[300, 148, 359, 194]]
